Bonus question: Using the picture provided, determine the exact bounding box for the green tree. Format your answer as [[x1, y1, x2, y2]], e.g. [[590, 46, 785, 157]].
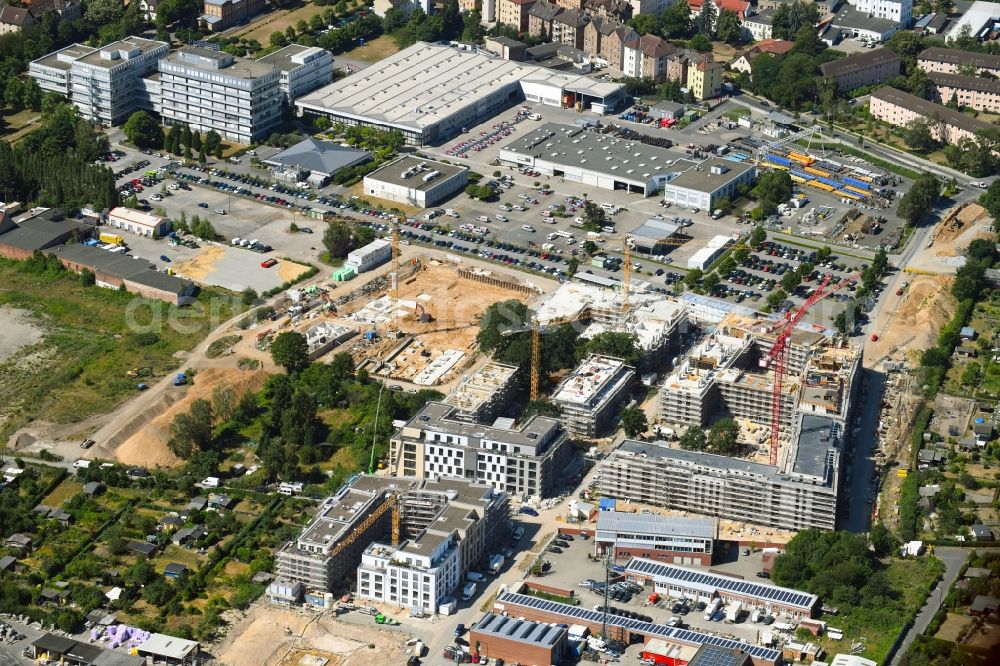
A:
[[270, 31, 288, 47], [270, 331, 310, 373], [694, 0, 715, 36], [766, 289, 788, 310], [322, 219, 354, 258], [749, 225, 767, 249], [868, 523, 898, 558], [168, 399, 215, 459], [122, 111, 164, 149], [630, 14, 660, 36], [679, 426, 707, 451], [661, 1, 691, 39], [708, 418, 740, 455], [581, 201, 606, 230], [979, 181, 1000, 223], [462, 10, 485, 42], [903, 119, 936, 151], [620, 407, 648, 438], [578, 331, 642, 366], [684, 268, 703, 288], [715, 10, 742, 44], [241, 287, 258, 305], [688, 33, 713, 52], [771, 1, 820, 41], [753, 171, 793, 214]]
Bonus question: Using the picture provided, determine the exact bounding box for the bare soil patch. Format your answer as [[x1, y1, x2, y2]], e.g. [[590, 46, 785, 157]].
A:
[[0, 306, 44, 363], [868, 275, 955, 365]]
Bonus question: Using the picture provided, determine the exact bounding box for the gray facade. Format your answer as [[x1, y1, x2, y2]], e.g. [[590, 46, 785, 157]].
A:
[[551, 354, 635, 438], [158, 47, 281, 144], [255, 44, 334, 104]]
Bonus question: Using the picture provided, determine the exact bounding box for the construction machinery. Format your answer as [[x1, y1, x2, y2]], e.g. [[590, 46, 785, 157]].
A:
[[326, 492, 401, 561], [760, 273, 857, 465]]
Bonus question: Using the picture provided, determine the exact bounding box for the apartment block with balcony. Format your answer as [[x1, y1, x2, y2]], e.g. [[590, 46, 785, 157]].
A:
[[927, 71, 1000, 113], [389, 402, 571, 499], [158, 46, 281, 145]]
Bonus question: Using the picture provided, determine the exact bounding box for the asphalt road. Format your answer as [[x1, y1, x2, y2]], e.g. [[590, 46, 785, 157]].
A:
[[888, 547, 970, 666]]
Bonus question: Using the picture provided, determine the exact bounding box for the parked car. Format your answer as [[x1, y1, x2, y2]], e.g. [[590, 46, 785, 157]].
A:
[[520, 507, 539, 516]]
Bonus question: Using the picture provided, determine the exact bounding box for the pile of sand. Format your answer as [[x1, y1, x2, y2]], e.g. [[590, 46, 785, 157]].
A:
[[870, 275, 955, 363], [278, 260, 311, 283], [934, 203, 993, 257], [174, 245, 227, 282], [114, 367, 268, 467]]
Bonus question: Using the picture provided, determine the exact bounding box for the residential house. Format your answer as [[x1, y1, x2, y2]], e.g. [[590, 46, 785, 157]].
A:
[[974, 421, 993, 445], [957, 345, 978, 358], [584, 0, 631, 22], [961, 326, 977, 340], [158, 515, 183, 530], [970, 524, 995, 541], [127, 467, 148, 480], [208, 493, 237, 510], [869, 87, 996, 147], [39, 588, 69, 605], [818, 47, 902, 92], [0, 4, 35, 35], [557, 0, 583, 7], [730, 39, 794, 74], [970, 595, 1000, 616], [687, 57, 723, 100], [498, 0, 537, 31], [743, 9, 775, 41], [688, 0, 751, 25], [172, 525, 208, 546], [199, 0, 266, 32], [553, 7, 589, 48], [138, 0, 161, 21], [21, 0, 81, 20], [917, 47, 1000, 78], [30, 504, 51, 518], [623, 34, 677, 82], [0, 555, 16, 572], [601, 24, 638, 72], [928, 72, 1000, 114], [82, 481, 105, 497], [528, 0, 564, 39], [164, 563, 188, 579], [50, 509, 72, 525], [584, 14, 622, 59], [128, 541, 158, 558], [184, 496, 209, 513]]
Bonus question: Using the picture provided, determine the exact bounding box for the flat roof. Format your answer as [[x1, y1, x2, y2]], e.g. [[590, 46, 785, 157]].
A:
[[45, 244, 193, 294], [944, 1, 1000, 41], [791, 414, 839, 481], [819, 48, 900, 78], [74, 37, 167, 69], [296, 42, 534, 132], [871, 87, 994, 136], [630, 218, 682, 246], [365, 155, 467, 191], [688, 644, 754, 666], [552, 354, 633, 407], [626, 557, 818, 610], [495, 592, 782, 663], [617, 439, 785, 482], [137, 633, 199, 660], [444, 361, 519, 414], [668, 158, 755, 194], [501, 123, 689, 184], [830, 6, 899, 34], [109, 206, 165, 228], [30, 43, 96, 71], [296, 42, 623, 133], [255, 44, 329, 72], [162, 46, 276, 78], [473, 612, 566, 648], [596, 511, 716, 539], [402, 401, 563, 448]]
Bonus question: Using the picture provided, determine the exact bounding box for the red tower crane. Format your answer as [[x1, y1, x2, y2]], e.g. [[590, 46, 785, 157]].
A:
[[761, 273, 858, 466]]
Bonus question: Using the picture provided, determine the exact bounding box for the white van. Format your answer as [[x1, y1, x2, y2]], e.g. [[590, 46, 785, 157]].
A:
[[477, 215, 489, 223], [231, 237, 241, 246]]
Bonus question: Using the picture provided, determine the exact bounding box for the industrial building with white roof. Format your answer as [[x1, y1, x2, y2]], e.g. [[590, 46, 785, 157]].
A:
[[294, 42, 627, 146], [362, 155, 469, 208], [595, 511, 718, 566], [498, 123, 757, 199]]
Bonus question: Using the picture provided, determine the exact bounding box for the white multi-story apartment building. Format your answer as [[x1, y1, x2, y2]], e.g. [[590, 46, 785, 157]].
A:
[[850, 0, 912, 27], [28, 38, 168, 125], [389, 402, 571, 499], [158, 46, 281, 144], [254, 44, 334, 105]]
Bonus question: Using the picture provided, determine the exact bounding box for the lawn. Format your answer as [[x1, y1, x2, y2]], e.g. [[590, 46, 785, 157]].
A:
[[0, 260, 240, 439], [42, 479, 84, 507], [339, 34, 402, 64], [156, 544, 207, 572], [0, 107, 41, 140], [233, 1, 326, 45]]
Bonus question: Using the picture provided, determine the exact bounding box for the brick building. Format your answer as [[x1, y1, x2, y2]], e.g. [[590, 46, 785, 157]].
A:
[[497, 0, 537, 31]]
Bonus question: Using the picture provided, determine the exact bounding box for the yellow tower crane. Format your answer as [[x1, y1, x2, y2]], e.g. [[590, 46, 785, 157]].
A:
[[501, 320, 542, 401], [326, 493, 401, 561]]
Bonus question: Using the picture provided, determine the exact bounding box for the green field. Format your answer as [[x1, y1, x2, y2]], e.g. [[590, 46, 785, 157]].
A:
[[0, 260, 239, 439]]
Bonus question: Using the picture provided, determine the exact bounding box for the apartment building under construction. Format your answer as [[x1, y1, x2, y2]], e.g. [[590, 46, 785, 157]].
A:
[[596, 413, 842, 531], [551, 354, 636, 438], [443, 361, 519, 423], [275, 475, 509, 595], [658, 315, 860, 435]]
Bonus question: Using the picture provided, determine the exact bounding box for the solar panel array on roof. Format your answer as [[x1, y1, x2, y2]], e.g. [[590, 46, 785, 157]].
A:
[[625, 558, 817, 610], [495, 592, 781, 662]]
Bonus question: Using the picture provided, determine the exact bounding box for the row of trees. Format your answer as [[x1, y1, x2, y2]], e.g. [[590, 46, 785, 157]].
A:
[[896, 173, 942, 226]]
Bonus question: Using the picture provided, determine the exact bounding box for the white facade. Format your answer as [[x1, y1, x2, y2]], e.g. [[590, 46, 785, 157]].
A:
[[363, 156, 469, 208], [357, 539, 461, 613], [158, 47, 282, 145], [629, 0, 678, 17], [346, 238, 391, 273], [744, 16, 774, 41], [850, 0, 912, 27], [622, 44, 641, 78], [256, 45, 334, 104], [108, 207, 170, 237]]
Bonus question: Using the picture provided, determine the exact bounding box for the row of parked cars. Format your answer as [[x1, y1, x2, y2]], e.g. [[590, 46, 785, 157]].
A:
[[114, 159, 151, 179]]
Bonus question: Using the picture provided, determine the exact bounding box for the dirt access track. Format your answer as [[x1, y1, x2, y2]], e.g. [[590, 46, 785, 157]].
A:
[[212, 603, 416, 666]]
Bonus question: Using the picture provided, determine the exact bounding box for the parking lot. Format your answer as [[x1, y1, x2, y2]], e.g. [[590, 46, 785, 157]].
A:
[[532, 532, 783, 652]]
